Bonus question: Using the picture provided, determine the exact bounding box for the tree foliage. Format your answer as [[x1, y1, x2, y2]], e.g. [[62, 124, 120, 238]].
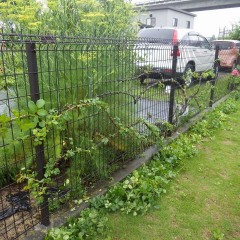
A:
[[0, 0, 137, 37], [228, 22, 240, 40], [44, 0, 137, 37], [0, 0, 43, 29]]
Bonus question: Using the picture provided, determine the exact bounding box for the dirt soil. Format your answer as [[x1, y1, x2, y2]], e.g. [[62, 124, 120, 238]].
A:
[[0, 184, 40, 240]]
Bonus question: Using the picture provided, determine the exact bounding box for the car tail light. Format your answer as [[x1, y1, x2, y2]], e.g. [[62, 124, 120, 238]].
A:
[[171, 30, 180, 56], [173, 30, 178, 44]]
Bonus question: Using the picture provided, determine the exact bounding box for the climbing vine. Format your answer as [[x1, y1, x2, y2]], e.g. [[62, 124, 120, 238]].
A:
[[0, 96, 165, 205], [45, 90, 240, 240]]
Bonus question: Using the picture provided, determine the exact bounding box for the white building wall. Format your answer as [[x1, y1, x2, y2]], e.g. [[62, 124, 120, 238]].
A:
[[137, 8, 195, 29], [166, 9, 194, 29]]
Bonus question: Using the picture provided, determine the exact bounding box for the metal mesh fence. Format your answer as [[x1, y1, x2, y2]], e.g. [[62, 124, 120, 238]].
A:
[[0, 33, 236, 239], [212, 40, 240, 101]]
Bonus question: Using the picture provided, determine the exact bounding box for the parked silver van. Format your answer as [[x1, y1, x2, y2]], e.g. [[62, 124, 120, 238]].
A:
[[136, 27, 216, 84]]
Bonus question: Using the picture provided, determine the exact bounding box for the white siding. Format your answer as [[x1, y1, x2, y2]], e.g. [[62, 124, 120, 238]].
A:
[[137, 8, 195, 29], [166, 9, 194, 29]]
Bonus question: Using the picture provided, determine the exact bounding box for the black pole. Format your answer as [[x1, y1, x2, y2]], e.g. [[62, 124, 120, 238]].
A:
[[209, 45, 219, 107], [168, 44, 178, 128], [26, 42, 50, 226]]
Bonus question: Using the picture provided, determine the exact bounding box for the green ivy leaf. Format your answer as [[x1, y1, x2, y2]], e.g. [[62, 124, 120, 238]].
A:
[[33, 116, 39, 124], [28, 101, 37, 113], [101, 137, 109, 145], [20, 119, 37, 131], [12, 110, 20, 117], [39, 120, 46, 128], [36, 99, 45, 109], [37, 109, 48, 117], [0, 126, 9, 138], [63, 235, 70, 240], [0, 114, 11, 123]]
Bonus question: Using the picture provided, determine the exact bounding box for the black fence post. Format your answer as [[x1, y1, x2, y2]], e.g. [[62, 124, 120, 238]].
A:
[[26, 42, 50, 226], [209, 45, 219, 107], [168, 44, 178, 130]]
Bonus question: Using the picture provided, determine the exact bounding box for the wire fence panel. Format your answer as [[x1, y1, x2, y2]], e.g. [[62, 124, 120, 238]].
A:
[[0, 36, 42, 240], [212, 40, 240, 101], [0, 33, 235, 239]]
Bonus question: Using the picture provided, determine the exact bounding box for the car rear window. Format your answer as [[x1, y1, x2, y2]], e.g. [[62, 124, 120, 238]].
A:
[[138, 29, 174, 42], [212, 41, 233, 50]]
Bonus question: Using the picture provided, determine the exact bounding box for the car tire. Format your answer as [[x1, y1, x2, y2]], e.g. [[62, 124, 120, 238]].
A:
[[232, 61, 237, 71], [139, 74, 146, 84], [184, 63, 194, 86], [215, 62, 219, 79]]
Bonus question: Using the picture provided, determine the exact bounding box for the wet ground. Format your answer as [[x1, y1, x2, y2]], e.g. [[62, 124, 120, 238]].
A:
[[0, 90, 16, 116], [137, 98, 169, 123]]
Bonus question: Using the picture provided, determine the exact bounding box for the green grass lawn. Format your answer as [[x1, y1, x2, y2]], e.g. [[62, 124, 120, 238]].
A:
[[106, 100, 240, 240]]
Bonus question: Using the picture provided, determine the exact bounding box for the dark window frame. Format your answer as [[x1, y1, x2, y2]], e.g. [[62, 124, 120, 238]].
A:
[[146, 17, 156, 27], [172, 18, 178, 27]]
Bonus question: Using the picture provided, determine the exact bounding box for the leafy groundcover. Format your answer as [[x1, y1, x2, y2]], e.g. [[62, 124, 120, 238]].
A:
[[45, 91, 240, 240]]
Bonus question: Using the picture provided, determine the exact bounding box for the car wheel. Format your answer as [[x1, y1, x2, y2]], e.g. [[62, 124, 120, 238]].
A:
[[184, 64, 194, 86], [212, 62, 220, 80], [139, 74, 146, 84], [232, 61, 237, 71]]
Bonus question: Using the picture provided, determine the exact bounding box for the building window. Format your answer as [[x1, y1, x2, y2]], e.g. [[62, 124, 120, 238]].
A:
[[146, 17, 156, 27], [172, 18, 178, 27], [186, 21, 191, 29]]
